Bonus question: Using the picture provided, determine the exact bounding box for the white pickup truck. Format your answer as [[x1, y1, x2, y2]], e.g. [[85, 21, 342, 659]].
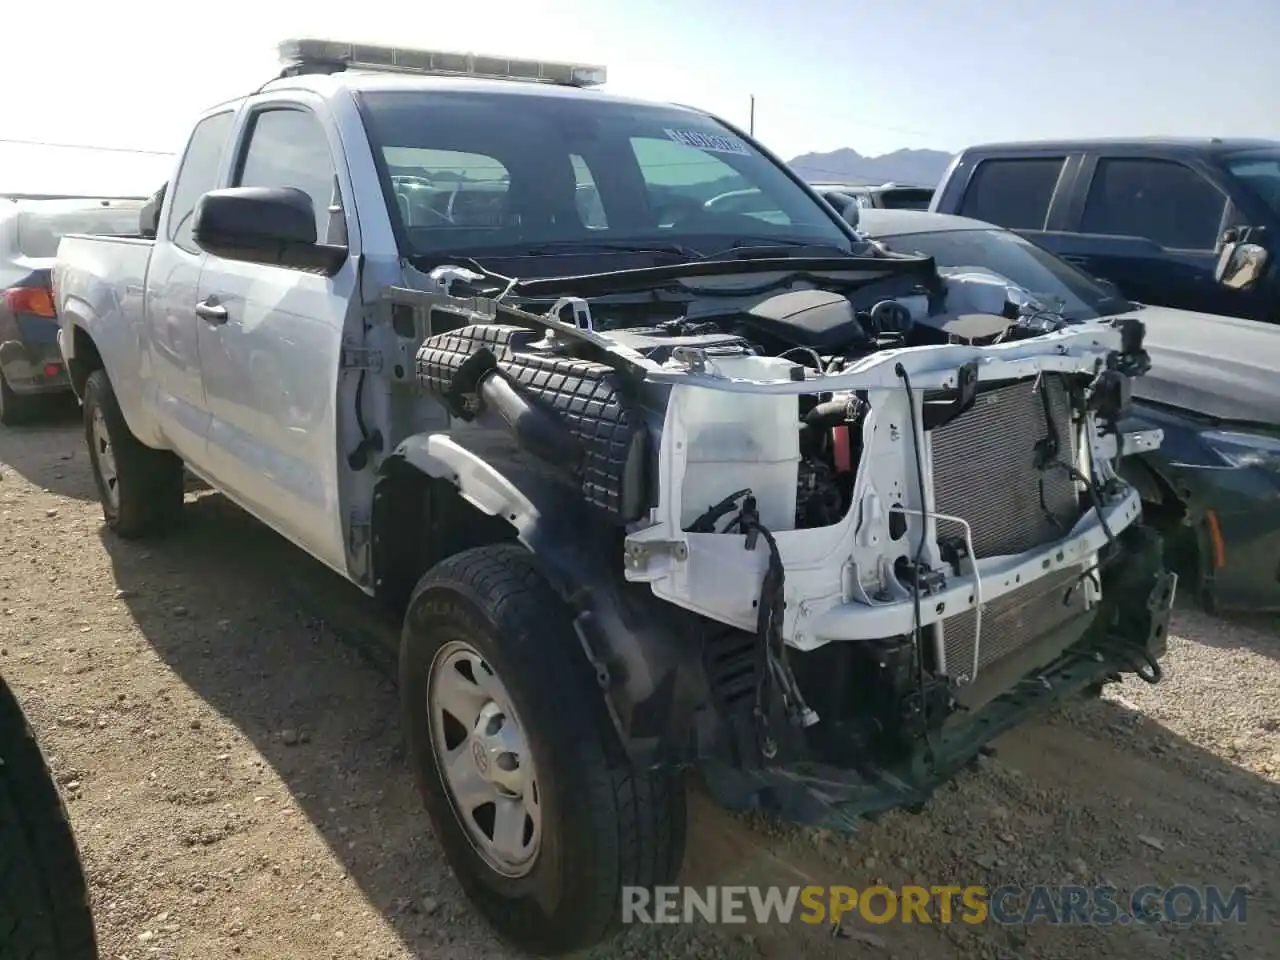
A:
[[54, 39, 1176, 956]]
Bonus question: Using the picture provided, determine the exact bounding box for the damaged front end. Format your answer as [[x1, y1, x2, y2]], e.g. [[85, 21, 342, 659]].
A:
[[387, 253, 1175, 829]]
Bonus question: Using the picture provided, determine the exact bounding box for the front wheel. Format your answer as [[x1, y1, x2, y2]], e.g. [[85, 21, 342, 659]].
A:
[[401, 544, 687, 956], [0, 674, 99, 959], [83, 369, 185, 538]]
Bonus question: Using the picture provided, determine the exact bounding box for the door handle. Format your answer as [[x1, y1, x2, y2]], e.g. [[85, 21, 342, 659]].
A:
[[1061, 255, 1090, 266], [195, 297, 228, 325]]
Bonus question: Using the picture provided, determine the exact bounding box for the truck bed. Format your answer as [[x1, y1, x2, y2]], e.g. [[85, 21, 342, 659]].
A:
[[52, 233, 156, 420]]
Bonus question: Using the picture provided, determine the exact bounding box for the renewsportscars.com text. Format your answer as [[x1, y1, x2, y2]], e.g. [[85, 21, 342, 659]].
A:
[[621, 884, 1248, 926]]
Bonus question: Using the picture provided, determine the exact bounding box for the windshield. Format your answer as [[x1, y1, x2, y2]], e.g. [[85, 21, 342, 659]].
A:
[[875, 227, 1125, 320], [1223, 149, 1280, 218], [15, 205, 143, 258], [356, 90, 851, 261]]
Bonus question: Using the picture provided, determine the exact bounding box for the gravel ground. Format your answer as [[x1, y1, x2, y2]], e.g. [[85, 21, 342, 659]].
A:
[[2, 408, 1278, 960]]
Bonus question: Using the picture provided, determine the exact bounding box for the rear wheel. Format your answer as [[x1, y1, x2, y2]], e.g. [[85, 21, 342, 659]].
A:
[[0, 674, 99, 960], [83, 369, 185, 538], [401, 544, 687, 956]]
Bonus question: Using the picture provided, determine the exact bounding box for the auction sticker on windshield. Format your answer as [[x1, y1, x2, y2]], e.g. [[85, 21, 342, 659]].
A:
[[664, 128, 752, 155]]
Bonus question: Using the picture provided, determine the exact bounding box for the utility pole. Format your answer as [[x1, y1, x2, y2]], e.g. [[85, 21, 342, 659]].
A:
[[749, 95, 756, 136]]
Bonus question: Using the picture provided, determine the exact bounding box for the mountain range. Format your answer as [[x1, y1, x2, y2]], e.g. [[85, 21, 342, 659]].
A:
[[787, 147, 955, 188]]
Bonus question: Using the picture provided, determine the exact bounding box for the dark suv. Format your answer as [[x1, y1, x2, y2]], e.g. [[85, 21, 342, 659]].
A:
[[931, 138, 1280, 324]]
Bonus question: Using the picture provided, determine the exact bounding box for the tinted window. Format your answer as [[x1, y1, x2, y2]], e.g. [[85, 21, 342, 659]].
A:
[[876, 227, 1123, 320], [959, 158, 1064, 230], [236, 108, 342, 243], [15, 204, 144, 258], [878, 188, 934, 211], [1223, 150, 1280, 218], [358, 90, 849, 260], [1081, 158, 1226, 250], [167, 111, 235, 254]]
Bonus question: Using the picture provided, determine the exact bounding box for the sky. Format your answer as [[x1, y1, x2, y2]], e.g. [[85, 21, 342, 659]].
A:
[[3, 0, 1277, 197]]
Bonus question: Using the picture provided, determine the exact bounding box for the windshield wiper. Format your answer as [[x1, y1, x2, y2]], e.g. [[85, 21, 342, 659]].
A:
[[705, 239, 856, 260], [521, 240, 706, 260]]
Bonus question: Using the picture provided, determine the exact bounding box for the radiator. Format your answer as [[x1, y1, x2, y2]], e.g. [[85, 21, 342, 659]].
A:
[[929, 375, 1084, 680], [930, 376, 1080, 560]]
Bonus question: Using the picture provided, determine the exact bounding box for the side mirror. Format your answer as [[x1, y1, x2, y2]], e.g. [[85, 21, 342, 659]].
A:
[[822, 192, 859, 230], [192, 186, 347, 275], [1214, 238, 1269, 291]]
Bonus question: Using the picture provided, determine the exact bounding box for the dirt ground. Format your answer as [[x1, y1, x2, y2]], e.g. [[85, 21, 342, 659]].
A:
[[2, 405, 1279, 960]]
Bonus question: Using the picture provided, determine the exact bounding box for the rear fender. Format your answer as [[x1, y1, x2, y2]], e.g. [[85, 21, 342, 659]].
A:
[[386, 432, 705, 769], [57, 317, 165, 448]]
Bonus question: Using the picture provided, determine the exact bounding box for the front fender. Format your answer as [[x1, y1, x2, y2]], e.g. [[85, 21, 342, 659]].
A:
[[386, 432, 706, 769]]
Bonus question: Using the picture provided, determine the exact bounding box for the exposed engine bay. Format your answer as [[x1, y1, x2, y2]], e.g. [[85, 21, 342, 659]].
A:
[[413, 259, 1134, 537], [389, 251, 1170, 824], [588, 271, 1092, 533]]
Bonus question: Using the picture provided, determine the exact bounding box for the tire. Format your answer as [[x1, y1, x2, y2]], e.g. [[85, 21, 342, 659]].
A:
[[401, 544, 686, 956], [83, 369, 185, 538], [0, 674, 99, 960], [0, 372, 38, 426]]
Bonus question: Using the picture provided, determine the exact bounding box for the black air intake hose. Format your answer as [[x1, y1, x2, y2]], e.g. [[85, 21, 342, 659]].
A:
[[448, 348, 583, 468]]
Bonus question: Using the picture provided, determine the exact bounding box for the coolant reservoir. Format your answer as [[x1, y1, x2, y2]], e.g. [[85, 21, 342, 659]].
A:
[[673, 354, 802, 532]]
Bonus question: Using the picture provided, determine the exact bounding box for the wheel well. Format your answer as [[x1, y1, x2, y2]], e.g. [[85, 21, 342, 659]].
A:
[[68, 326, 104, 398], [371, 462, 518, 615], [1120, 455, 1206, 593], [1119, 456, 1185, 529]]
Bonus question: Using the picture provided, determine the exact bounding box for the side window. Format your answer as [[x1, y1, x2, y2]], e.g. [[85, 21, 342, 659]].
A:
[[958, 157, 1065, 230], [235, 108, 342, 243], [629, 136, 792, 225], [1080, 158, 1226, 250], [166, 111, 235, 255]]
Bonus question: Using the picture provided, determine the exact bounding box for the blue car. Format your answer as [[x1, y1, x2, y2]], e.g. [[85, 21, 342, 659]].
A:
[[0, 197, 144, 424]]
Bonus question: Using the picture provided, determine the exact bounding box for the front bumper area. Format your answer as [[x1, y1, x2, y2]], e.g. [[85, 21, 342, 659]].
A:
[[699, 524, 1175, 829], [1204, 500, 1280, 613]]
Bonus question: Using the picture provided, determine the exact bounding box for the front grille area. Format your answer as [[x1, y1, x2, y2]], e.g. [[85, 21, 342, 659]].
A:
[[929, 376, 1086, 683], [931, 376, 1080, 560], [941, 566, 1088, 680]]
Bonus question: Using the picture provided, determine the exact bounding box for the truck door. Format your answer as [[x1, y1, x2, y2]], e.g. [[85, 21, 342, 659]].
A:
[[144, 110, 235, 465], [194, 101, 357, 573], [1066, 156, 1232, 314]]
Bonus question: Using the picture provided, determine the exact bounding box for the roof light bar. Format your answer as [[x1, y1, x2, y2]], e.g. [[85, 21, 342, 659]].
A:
[[277, 38, 607, 87]]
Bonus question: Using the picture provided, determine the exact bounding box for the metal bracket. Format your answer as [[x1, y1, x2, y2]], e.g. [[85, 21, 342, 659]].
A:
[[428, 264, 486, 298], [547, 296, 595, 331], [340, 345, 384, 373], [623, 539, 688, 571], [671, 346, 708, 373], [1119, 427, 1163, 455]]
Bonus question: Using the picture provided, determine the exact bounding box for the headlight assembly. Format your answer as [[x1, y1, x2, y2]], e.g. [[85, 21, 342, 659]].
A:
[[1201, 430, 1280, 470]]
